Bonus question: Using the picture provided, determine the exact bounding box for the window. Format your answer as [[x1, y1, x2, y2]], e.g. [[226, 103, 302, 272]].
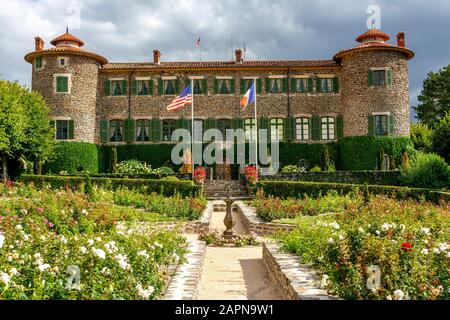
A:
[[269, 79, 282, 93], [218, 79, 231, 94], [137, 80, 150, 96], [321, 117, 335, 140], [192, 79, 203, 94], [55, 120, 69, 140], [244, 118, 257, 141], [217, 119, 232, 140], [293, 78, 307, 93], [373, 70, 386, 86], [55, 76, 69, 93], [270, 118, 284, 141], [111, 80, 124, 96], [296, 117, 310, 141], [375, 115, 388, 136], [162, 119, 177, 141], [136, 119, 150, 142], [164, 80, 176, 95], [109, 120, 123, 142], [321, 78, 333, 93], [35, 56, 43, 70], [58, 57, 67, 67]]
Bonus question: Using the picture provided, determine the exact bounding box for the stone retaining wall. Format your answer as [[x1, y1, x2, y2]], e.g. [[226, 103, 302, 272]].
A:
[[233, 201, 296, 235], [262, 242, 337, 300], [164, 240, 207, 300]]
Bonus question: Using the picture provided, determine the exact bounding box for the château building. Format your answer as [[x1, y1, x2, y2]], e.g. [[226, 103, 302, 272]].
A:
[[25, 28, 414, 145]]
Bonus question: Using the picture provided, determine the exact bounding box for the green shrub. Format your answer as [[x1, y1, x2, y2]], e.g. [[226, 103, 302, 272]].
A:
[[401, 152, 450, 189], [310, 166, 322, 173], [84, 175, 94, 198], [410, 122, 433, 152], [431, 113, 450, 163], [339, 136, 414, 170], [43, 142, 99, 174], [19, 175, 201, 197], [116, 160, 153, 174], [320, 144, 331, 171], [157, 166, 175, 175], [256, 180, 443, 202], [110, 146, 118, 173], [281, 165, 303, 173]]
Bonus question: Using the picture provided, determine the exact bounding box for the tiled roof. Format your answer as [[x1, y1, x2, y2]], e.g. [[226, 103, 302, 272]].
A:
[[333, 41, 414, 62], [50, 32, 85, 47], [356, 29, 390, 43], [102, 60, 340, 70], [24, 46, 108, 65]]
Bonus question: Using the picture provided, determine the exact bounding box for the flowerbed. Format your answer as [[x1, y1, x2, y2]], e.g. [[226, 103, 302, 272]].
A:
[[0, 183, 187, 299], [276, 196, 449, 300]]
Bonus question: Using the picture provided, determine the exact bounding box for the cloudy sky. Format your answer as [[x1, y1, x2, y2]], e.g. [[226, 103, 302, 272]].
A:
[[1, 0, 449, 119]]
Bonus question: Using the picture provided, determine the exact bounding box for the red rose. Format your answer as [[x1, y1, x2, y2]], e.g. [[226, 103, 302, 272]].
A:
[[401, 242, 413, 252]]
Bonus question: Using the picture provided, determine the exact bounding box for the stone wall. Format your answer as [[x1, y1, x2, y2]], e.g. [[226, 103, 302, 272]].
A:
[[341, 50, 411, 137], [32, 55, 100, 143], [233, 201, 296, 235], [263, 242, 337, 300]]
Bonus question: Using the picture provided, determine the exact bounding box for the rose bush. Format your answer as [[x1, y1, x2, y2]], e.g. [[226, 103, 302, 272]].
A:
[[277, 195, 449, 300], [0, 183, 187, 300]]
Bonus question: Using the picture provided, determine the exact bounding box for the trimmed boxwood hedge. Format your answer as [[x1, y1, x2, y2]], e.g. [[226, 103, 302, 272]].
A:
[[43, 142, 99, 174], [338, 136, 413, 171], [19, 175, 201, 197], [256, 180, 446, 203]]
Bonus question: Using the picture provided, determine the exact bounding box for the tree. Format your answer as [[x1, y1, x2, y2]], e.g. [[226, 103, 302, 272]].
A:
[[414, 65, 450, 128], [320, 144, 331, 171], [432, 112, 450, 163], [410, 122, 433, 152], [0, 80, 54, 180]]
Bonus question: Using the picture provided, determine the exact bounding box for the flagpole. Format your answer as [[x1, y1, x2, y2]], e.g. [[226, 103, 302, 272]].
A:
[[191, 79, 195, 179], [254, 78, 258, 181]]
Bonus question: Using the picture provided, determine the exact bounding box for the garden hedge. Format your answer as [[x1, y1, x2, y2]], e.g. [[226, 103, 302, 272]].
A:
[[43, 142, 100, 174], [256, 180, 447, 203], [19, 175, 201, 197], [338, 136, 413, 170], [263, 170, 402, 186]]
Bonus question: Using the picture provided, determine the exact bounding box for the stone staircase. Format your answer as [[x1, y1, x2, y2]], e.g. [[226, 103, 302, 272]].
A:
[[203, 180, 252, 200]]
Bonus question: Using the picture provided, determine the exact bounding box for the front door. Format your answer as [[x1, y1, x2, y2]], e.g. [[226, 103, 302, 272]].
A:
[[215, 163, 232, 180]]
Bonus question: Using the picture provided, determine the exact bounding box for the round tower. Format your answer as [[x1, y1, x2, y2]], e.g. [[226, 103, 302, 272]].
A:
[[334, 29, 414, 137], [25, 31, 108, 143]]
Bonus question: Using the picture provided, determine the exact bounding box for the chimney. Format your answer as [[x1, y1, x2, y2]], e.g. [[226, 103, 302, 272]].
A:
[[396, 32, 405, 47], [153, 50, 161, 64], [235, 49, 242, 63], [35, 37, 44, 51]]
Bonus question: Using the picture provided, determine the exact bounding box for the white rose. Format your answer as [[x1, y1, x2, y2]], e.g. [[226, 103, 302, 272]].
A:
[[10, 268, 19, 276], [0, 234, 5, 248], [80, 246, 87, 254], [92, 248, 106, 259], [38, 263, 51, 272], [393, 289, 405, 300], [421, 249, 429, 255], [1, 272, 11, 286]]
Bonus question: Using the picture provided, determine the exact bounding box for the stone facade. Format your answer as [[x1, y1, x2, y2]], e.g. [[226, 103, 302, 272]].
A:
[[25, 29, 414, 145]]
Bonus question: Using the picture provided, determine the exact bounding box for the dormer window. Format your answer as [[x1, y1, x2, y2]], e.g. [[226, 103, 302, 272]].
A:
[[58, 57, 68, 67], [35, 56, 43, 71]]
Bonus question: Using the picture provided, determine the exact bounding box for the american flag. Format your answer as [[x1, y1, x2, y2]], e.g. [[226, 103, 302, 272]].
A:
[[166, 84, 192, 111]]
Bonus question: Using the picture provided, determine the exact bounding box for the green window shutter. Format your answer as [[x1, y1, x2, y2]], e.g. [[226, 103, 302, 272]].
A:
[[368, 70, 374, 87], [259, 117, 270, 141], [256, 79, 262, 94], [232, 117, 244, 130], [240, 79, 246, 94], [148, 80, 153, 96], [214, 79, 219, 93], [368, 115, 375, 136], [158, 79, 163, 96], [202, 79, 208, 94], [183, 119, 190, 131], [316, 78, 321, 93], [104, 80, 111, 96], [311, 115, 321, 141], [35, 56, 42, 69], [56, 77, 62, 92], [68, 120, 75, 140], [176, 118, 184, 130], [265, 78, 271, 94], [283, 117, 295, 141], [151, 118, 162, 141], [131, 80, 137, 96], [388, 115, 395, 136], [386, 69, 393, 86], [282, 78, 288, 93], [175, 79, 180, 94], [230, 79, 236, 94], [307, 78, 314, 93], [100, 120, 109, 143], [124, 118, 136, 142], [333, 77, 340, 93], [336, 115, 343, 140], [123, 119, 130, 142], [122, 80, 127, 96], [185, 79, 191, 87], [290, 78, 296, 93]]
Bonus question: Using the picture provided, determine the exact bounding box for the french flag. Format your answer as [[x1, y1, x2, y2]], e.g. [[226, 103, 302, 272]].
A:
[[240, 81, 255, 110]]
